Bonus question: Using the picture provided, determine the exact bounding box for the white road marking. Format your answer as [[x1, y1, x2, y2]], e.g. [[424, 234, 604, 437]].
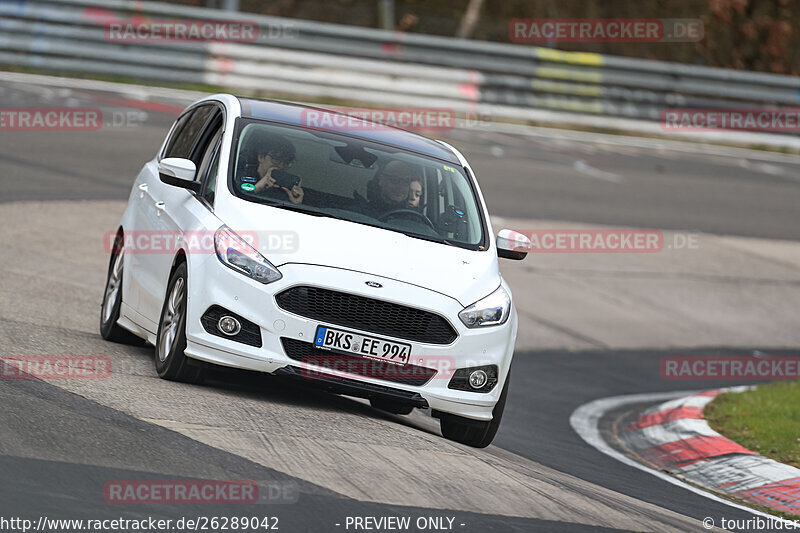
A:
[[573, 160, 623, 183], [625, 418, 722, 449], [477, 120, 800, 163], [645, 393, 716, 413], [738, 158, 788, 176], [679, 454, 800, 494], [0, 70, 205, 103]]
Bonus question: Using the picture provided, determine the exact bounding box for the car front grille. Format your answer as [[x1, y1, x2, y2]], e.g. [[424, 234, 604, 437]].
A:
[[280, 338, 437, 387], [274, 286, 458, 344]]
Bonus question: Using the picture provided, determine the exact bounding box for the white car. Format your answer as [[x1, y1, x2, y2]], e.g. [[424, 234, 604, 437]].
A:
[[100, 95, 530, 447]]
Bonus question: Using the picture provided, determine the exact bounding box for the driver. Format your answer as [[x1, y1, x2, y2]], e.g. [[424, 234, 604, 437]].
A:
[[364, 161, 422, 217]]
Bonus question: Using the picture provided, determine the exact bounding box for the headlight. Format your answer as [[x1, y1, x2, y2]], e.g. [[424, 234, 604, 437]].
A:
[[458, 286, 511, 328], [215, 226, 282, 284]]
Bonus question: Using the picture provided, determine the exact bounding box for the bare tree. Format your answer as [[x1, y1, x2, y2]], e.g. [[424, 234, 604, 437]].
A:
[[456, 0, 484, 39]]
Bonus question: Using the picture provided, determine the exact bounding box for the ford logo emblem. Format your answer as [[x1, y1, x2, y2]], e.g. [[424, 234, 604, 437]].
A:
[[365, 281, 383, 288]]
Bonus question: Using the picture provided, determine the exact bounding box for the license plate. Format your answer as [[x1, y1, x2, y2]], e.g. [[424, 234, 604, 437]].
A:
[[313, 325, 411, 365]]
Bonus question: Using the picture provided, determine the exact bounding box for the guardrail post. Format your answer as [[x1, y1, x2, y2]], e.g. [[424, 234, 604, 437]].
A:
[[378, 0, 394, 30], [209, 0, 240, 11]]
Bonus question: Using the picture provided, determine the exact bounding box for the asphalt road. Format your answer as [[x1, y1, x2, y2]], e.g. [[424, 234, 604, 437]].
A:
[[2, 374, 579, 533], [458, 128, 800, 242], [1, 74, 798, 532]]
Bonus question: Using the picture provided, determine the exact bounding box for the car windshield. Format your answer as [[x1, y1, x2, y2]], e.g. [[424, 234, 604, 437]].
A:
[[230, 119, 485, 249]]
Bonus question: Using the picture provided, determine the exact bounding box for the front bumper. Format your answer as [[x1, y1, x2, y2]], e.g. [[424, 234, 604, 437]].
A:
[[183, 258, 517, 421]]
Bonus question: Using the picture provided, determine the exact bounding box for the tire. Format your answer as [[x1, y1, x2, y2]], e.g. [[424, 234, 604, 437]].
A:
[[440, 372, 510, 448], [370, 398, 414, 415], [154, 263, 204, 384], [100, 234, 144, 345]]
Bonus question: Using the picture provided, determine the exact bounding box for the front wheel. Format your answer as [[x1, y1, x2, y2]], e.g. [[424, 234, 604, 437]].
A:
[[439, 373, 510, 448], [155, 263, 204, 384]]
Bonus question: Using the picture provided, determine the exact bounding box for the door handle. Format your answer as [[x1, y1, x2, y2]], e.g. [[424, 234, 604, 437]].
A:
[[138, 183, 148, 198], [154, 201, 166, 215]]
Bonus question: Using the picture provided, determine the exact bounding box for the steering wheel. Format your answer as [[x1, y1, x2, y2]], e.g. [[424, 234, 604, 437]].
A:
[[378, 209, 435, 230]]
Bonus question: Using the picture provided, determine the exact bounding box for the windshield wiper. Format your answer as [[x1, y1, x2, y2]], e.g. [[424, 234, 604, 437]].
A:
[[398, 231, 482, 250], [399, 231, 456, 246]]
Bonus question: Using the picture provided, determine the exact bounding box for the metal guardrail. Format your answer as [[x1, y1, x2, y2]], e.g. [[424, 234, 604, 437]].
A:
[[1, 0, 800, 134]]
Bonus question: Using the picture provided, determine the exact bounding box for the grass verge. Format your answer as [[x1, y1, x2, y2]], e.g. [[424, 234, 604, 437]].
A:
[[705, 381, 800, 469]]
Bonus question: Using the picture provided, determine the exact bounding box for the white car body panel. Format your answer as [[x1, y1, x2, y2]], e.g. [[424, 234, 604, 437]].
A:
[[112, 94, 520, 422], [214, 195, 500, 308]]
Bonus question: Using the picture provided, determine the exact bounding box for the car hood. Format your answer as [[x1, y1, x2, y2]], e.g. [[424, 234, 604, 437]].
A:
[[216, 198, 500, 307]]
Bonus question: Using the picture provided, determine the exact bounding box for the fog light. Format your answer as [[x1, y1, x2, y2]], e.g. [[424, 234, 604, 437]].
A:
[[201, 306, 262, 347], [468, 369, 488, 389], [217, 316, 241, 336], [447, 365, 498, 393]]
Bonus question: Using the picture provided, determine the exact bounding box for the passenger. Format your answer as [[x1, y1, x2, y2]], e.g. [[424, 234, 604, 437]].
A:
[[407, 178, 423, 209], [251, 131, 304, 204]]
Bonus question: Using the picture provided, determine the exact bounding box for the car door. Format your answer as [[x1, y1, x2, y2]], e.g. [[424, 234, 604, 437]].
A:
[[125, 110, 193, 323], [135, 104, 221, 325]]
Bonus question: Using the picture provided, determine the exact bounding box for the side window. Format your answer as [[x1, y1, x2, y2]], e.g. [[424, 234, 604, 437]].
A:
[[196, 126, 223, 206], [202, 146, 221, 206], [162, 111, 194, 159], [163, 105, 215, 160], [196, 126, 222, 180]]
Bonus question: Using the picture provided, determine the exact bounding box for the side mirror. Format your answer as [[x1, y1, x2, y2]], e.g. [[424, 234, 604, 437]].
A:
[[159, 158, 201, 193], [497, 229, 530, 260]]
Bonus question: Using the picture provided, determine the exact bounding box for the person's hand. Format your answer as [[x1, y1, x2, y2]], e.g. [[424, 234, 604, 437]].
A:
[[254, 175, 276, 191], [283, 179, 304, 204], [254, 171, 278, 191]]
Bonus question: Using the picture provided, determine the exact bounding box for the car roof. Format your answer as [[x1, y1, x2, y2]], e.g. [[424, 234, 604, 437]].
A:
[[236, 97, 460, 164]]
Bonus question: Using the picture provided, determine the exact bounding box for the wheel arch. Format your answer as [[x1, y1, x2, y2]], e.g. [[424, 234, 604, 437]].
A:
[[169, 249, 188, 279]]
